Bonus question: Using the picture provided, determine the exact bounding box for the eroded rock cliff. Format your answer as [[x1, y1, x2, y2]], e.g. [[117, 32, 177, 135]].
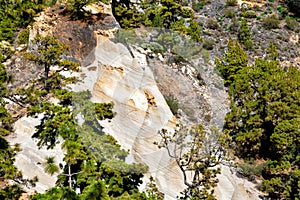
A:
[[6, 2, 265, 199]]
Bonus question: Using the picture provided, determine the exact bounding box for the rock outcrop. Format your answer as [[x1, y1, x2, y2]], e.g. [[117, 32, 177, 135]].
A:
[[5, 116, 64, 194], [73, 31, 186, 199], [6, 3, 266, 199]]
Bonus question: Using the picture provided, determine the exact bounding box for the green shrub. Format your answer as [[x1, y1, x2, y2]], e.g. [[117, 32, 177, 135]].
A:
[[192, 2, 204, 11], [238, 19, 253, 49], [238, 161, 267, 181], [17, 29, 29, 45], [240, 10, 257, 18], [166, 96, 179, 115], [263, 14, 280, 29], [285, 16, 299, 32], [226, 0, 237, 6], [192, 0, 211, 12], [229, 18, 239, 32], [201, 49, 211, 62], [206, 18, 219, 29], [224, 8, 235, 18], [277, 6, 288, 16], [202, 38, 215, 50]]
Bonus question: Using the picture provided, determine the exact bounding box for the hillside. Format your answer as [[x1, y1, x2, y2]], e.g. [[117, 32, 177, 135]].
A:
[[0, 0, 299, 199]]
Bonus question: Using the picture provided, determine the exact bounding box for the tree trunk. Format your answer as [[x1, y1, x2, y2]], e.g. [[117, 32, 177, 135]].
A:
[[44, 65, 49, 90], [68, 163, 72, 190]]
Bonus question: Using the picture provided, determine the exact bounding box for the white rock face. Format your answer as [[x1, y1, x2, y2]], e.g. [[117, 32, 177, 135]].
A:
[[73, 31, 263, 200], [74, 33, 185, 199], [6, 116, 65, 194], [216, 165, 263, 200]]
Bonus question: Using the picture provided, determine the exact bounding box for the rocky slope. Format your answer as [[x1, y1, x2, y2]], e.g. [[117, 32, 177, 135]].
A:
[[5, 1, 284, 199]]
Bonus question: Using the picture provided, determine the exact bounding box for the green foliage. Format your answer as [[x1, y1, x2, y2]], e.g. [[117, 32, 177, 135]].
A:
[[25, 35, 79, 91], [31, 186, 78, 200], [143, 0, 194, 29], [80, 180, 109, 200], [238, 19, 253, 49], [112, 0, 142, 29], [260, 118, 300, 199], [262, 14, 280, 29], [30, 102, 74, 149], [215, 39, 248, 86], [157, 125, 229, 199], [218, 40, 300, 198], [285, 16, 299, 32], [226, 0, 237, 7], [240, 10, 257, 18], [0, 138, 19, 179], [0, 56, 22, 198], [238, 161, 266, 180], [145, 176, 164, 200], [113, 0, 198, 40], [95, 102, 114, 120], [0, 63, 12, 136], [192, 2, 204, 12], [44, 156, 60, 176], [165, 96, 179, 115], [17, 29, 29, 45], [192, 0, 211, 12], [0, 0, 46, 43], [202, 38, 215, 50], [0, 41, 14, 61], [223, 8, 236, 18], [187, 21, 202, 43], [277, 6, 288, 16], [0, 184, 22, 200], [206, 18, 219, 30], [266, 42, 278, 60], [67, 0, 95, 19]]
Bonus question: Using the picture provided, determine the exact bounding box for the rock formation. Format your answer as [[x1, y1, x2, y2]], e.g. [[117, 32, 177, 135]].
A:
[[73, 31, 186, 199], [6, 2, 266, 199], [5, 116, 65, 194]]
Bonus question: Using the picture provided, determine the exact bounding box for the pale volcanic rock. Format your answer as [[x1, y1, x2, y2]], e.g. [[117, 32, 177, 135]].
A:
[[6, 116, 65, 193], [73, 32, 185, 199], [215, 165, 264, 200]]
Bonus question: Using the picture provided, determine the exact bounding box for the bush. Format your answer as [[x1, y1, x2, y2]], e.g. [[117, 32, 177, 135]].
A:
[[206, 18, 219, 29], [224, 8, 235, 18], [285, 16, 299, 32], [240, 10, 257, 18], [192, 0, 211, 12], [277, 6, 288, 17], [192, 2, 204, 11], [17, 29, 29, 45], [263, 14, 280, 29], [226, 0, 237, 6], [166, 96, 179, 115], [238, 19, 253, 48], [237, 162, 267, 182], [202, 38, 215, 50], [229, 18, 240, 32]]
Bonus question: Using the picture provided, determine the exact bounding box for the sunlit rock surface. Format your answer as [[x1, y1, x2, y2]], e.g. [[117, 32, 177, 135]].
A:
[[72, 27, 264, 199], [7, 3, 264, 199], [73, 32, 185, 199], [6, 116, 64, 194]]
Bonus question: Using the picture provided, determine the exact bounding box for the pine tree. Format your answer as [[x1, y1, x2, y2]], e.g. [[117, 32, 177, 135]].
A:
[[215, 39, 248, 86], [157, 124, 229, 199]]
